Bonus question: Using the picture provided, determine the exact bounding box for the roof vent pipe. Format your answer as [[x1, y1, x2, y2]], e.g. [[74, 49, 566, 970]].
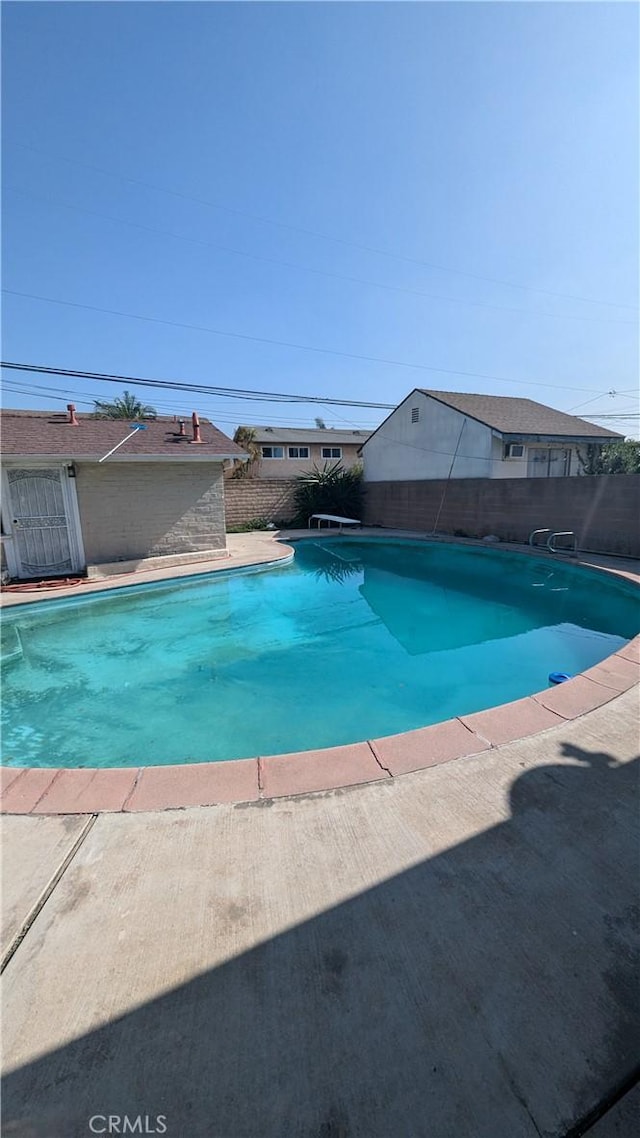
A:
[[192, 412, 202, 443], [178, 419, 186, 437], [67, 403, 79, 426]]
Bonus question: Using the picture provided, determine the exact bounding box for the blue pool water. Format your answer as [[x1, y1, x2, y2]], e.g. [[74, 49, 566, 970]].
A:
[[1, 539, 638, 768]]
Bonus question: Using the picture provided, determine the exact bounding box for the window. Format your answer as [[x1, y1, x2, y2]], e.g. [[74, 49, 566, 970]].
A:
[[321, 447, 342, 459], [261, 445, 284, 459], [411, 407, 420, 423], [527, 448, 571, 478], [288, 446, 309, 459]]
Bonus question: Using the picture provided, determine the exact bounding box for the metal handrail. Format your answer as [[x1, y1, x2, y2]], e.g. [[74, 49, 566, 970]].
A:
[[547, 531, 577, 555], [529, 528, 551, 547]]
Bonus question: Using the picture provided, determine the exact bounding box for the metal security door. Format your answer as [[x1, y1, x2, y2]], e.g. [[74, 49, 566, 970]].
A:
[[4, 467, 82, 578]]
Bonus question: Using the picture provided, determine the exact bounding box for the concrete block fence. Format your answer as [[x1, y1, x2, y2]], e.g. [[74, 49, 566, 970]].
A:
[[224, 478, 298, 529], [362, 473, 640, 558]]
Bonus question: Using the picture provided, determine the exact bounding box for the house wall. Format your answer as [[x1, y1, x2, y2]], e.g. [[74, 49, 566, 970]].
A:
[[363, 473, 640, 557], [363, 392, 494, 482], [224, 478, 297, 529], [233, 442, 363, 480], [75, 461, 226, 565], [489, 438, 585, 478], [364, 394, 591, 481]]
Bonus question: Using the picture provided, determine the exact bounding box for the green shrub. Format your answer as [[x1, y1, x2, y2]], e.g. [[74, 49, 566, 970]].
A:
[[293, 462, 364, 526], [579, 439, 640, 475]]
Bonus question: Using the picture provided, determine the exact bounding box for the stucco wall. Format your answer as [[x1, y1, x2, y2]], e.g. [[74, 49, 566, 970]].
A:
[[75, 461, 226, 565], [363, 473, 640, 557], [231, 442, 363, 481], [489, 439, 585, 479], [363, 392, 493, 481], [364, 394, 590, 481]]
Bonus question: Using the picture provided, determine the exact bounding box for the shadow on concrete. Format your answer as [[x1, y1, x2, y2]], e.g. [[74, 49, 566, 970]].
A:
[[2, 748, 639, 1138]]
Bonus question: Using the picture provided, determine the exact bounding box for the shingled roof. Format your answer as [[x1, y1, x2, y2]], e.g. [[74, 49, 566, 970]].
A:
[[243, 425, 370, 445], [418, 390, 622, 440], [0, 409, 246, 460]]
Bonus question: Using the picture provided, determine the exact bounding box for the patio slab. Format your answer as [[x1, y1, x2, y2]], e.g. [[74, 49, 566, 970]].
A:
[[459, 696, 565, 745], [370, 716, 490, 776], [1, 690, 638, 1138], [124, 758, 260, 811], [582, 654, 640, 693], [616, 637, 640, 664], [0, 769, 59, 813], [32, 767, 139, 814], [532, 674, 619, 719], [1, 813, 89, 960], [260, 741, 388, 798], [0, 768, 23, 797]]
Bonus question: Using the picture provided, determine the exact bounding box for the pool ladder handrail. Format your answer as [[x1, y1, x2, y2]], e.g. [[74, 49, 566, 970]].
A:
[[529, 528, 551, 548], [528, 528, 577, 556]]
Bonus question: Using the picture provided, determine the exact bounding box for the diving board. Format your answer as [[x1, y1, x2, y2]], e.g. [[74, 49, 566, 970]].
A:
[[308, 514, 361, 532]]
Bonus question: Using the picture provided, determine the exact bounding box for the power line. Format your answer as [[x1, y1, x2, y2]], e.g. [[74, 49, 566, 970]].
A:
[[2, 372, 624, 465], [587, 414, 640, 422], [7, 186, 636, 328], [0, 378, 380, 428], [1, 294, 615, 395], [15, 142, 638, 312], [567, 390, 638, 412], [0, 361, 397, 409]]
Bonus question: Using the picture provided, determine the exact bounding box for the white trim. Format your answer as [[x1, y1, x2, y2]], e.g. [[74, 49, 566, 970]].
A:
[[260, 446, 285, 459], [321, 446, 343, 459], [0, 467, 19, 578], [59, 465, 86, 571]]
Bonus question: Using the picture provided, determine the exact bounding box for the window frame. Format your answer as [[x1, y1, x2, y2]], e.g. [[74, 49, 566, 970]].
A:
[[260, 445, 285, 460], [287, 446, 310, 459], [321, 446, 342, 459]]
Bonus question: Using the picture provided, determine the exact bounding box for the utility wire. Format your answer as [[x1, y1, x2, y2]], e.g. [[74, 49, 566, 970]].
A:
[[0, 379, 380, 428], [15, 142, 638, 312], [1, 361, 397, 409], [567, 390, 639, 412], [0, 297, 615, 395], [7, 187, 636, 328], [1, 368, 625, 467]]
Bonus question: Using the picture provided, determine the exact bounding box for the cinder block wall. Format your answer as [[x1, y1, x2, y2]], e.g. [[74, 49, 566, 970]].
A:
[[224, 479, 297, 528], [75, 462, 226, 564], [363, 474, 640, 557]]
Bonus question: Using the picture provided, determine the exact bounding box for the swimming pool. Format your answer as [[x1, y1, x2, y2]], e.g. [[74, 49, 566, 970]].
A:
[[1, 539, 638, 768]]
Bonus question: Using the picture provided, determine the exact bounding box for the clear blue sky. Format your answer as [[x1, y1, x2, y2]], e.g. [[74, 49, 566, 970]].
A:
[[2, 1, 639, 436]]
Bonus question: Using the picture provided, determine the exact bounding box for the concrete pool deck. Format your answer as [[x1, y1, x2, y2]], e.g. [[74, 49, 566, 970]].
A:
[[1, 529, 638, 815], [1, 691, 639, 1137], [1, 532, 638, 1135]]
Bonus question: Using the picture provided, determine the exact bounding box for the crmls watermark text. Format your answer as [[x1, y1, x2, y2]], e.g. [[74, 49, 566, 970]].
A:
[[89, 1117, 167, 1135]]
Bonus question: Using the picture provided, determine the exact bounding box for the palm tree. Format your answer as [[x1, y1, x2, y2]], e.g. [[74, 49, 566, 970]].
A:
[[93, 390, 157, 419], [231, 426, 261, 479]]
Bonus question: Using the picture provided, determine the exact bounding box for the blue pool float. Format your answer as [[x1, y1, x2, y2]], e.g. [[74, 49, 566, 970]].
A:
[[549, 672, 573, 685]]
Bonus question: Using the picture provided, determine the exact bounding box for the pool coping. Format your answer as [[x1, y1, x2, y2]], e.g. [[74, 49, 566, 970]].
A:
[[1, 531, 638, 815]]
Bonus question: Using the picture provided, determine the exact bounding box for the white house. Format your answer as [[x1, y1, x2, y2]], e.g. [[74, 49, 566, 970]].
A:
[[361, 389, 621, 482]]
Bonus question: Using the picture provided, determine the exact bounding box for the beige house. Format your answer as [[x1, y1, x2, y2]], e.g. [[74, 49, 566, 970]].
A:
[[361, 389, 621, 482], [0, 407, 246, 579], [235, 426, 369, 479]]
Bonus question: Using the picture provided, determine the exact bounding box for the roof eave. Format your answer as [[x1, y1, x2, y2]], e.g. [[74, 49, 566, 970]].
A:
[[500, 432, 622, 444], [2, 452, 245, 463]]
